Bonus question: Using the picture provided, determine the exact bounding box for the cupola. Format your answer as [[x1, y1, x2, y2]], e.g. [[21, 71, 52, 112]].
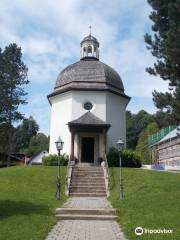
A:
[[80, 27, 99, 59]]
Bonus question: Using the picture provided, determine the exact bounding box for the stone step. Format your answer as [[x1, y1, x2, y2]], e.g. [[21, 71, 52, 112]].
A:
[[71, 183, 105, 187], [71, 184, 105, 188], [71, 176, 104, 180], [72, 175, 104, 178], [70, 190, 106, 194], [74, 167, 102, 171], [71, 180, 105, 185], [70, 187, 105, 190], [72, 173, 104, 176], [71, 180, 105, 184], [75, 163, 100, 167], [56, 214, 117, 221], [70, 182, 105, 187], [56, 208, 116, 215], [71, 179, 104, 182], [70, 186, 105, 191], [73, 170, 102, 172], [70, 183, 105, 187], [69, 192, 106, 197], [73, 171, 103, 175]]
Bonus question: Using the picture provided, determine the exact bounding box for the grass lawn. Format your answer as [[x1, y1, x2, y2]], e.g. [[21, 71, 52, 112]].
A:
[[109, 168, 180, 240], [0, 166, 67, 240]]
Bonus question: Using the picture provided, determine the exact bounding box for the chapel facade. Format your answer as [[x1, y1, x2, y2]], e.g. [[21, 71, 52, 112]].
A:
[[48, 33, 130, 164]]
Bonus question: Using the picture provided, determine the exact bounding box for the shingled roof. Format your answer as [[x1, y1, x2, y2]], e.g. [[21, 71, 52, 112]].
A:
[[68, 111, 110, 127], [68, 112, 111, 133], [55, 58, 124, 91], [47, 58, 130, 101]]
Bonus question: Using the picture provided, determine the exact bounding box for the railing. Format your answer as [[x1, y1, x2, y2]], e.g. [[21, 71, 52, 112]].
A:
[[65, 158, 74, 196], [102, 155, 109, 197]]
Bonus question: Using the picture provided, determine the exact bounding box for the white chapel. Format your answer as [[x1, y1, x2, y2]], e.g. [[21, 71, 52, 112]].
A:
[[48, 33, 130, 164]]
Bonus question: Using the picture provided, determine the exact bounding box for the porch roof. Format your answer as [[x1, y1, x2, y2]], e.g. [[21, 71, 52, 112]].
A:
[[68, 111, 111, 132]]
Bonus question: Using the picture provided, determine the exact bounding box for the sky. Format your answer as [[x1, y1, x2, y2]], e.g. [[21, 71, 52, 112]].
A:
[[0, 0, 169, 135]]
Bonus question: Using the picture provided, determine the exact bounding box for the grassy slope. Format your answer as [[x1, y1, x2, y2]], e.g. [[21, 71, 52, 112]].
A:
[[109, 168, 180, 240], [0, 166, 67, 240]]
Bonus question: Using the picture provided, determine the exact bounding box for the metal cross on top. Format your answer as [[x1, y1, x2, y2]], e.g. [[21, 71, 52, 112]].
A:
[[89, 25, 92, 35]]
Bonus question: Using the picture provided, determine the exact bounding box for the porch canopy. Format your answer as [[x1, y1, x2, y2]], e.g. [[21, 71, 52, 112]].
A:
[[68, 111, 111, 162], [68, 111, 110, 133]]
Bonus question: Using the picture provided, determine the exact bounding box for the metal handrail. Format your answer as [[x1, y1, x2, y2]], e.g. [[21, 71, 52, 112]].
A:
[[65, 158, 74, 196], [105, 154, 109, 178], [103, 155, 109, 197]]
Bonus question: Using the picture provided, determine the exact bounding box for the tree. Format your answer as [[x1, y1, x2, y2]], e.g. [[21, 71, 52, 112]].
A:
[[23, 133, 49, 157], [126, 110, 154, 149], [153, 110, 171, 128], [13, 116, 39, 153], [136, 122, 159, 164], [0, 43, 28, 166], [145, 0, 180, 124]]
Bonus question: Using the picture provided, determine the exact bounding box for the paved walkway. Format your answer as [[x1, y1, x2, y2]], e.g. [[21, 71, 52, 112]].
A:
[[46, 197, 127, 240], [63, 197, 112, 209]]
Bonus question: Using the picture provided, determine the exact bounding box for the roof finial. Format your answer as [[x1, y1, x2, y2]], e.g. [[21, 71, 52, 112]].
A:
[[89, 25, 92, 36]]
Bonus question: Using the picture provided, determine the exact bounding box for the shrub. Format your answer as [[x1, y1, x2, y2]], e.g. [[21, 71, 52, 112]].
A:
[[121, 149, 142, 168], [107, 147, 119, 167], [42, 154, 69, 166], [107, 147, 141, 168]]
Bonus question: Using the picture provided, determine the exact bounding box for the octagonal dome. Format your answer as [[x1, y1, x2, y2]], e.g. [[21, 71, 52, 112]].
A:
[[50, 58, 127, 97]]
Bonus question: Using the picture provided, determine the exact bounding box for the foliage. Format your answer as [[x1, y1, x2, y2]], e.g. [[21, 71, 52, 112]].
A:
[[107, 147, 119, 167], [145, 0, 180, 123], [13, 116, 39, 152], [153, 110, 171, 128], [0, 43, 28, 165], [136, 122, 159, 164], [22, 133, 49, 157], [0, 166, 67, 240], [107, 147, 141, 168], [0, 123, 13, 155], [42, 154, 69, 166], [126, 110, 154, 149], [109, 168, 180, 240], [121, 149, 142, 168], [126, 110, 171, 150]]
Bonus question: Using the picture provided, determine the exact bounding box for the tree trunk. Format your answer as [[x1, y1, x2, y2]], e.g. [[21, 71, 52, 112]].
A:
[[7, 127, 12, 167], [7, 112, 12, 167]]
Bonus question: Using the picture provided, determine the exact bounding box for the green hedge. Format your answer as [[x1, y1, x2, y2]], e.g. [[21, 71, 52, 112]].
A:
[[42, 154, 69, 166], [107, 147, 141, 168]]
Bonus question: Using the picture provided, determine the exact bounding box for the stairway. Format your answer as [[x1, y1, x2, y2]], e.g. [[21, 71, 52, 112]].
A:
[[69, 164, 107, 197], [55, 165, 117, 222]]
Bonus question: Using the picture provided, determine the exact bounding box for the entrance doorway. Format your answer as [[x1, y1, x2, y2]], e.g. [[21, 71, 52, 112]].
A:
[[81, 137, 94, 163]]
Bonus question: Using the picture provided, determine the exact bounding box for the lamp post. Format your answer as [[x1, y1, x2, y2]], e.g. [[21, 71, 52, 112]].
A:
[[117, 137, 125, 200], [55, 136, 64, 200]]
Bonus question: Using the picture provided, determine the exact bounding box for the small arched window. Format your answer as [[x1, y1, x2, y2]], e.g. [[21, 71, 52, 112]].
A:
[[83, 47, 86, 52], [88, 46, 92, 53]]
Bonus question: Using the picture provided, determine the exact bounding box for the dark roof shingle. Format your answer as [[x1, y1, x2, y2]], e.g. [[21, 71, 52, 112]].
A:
[[68, 111, 110, 126]]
